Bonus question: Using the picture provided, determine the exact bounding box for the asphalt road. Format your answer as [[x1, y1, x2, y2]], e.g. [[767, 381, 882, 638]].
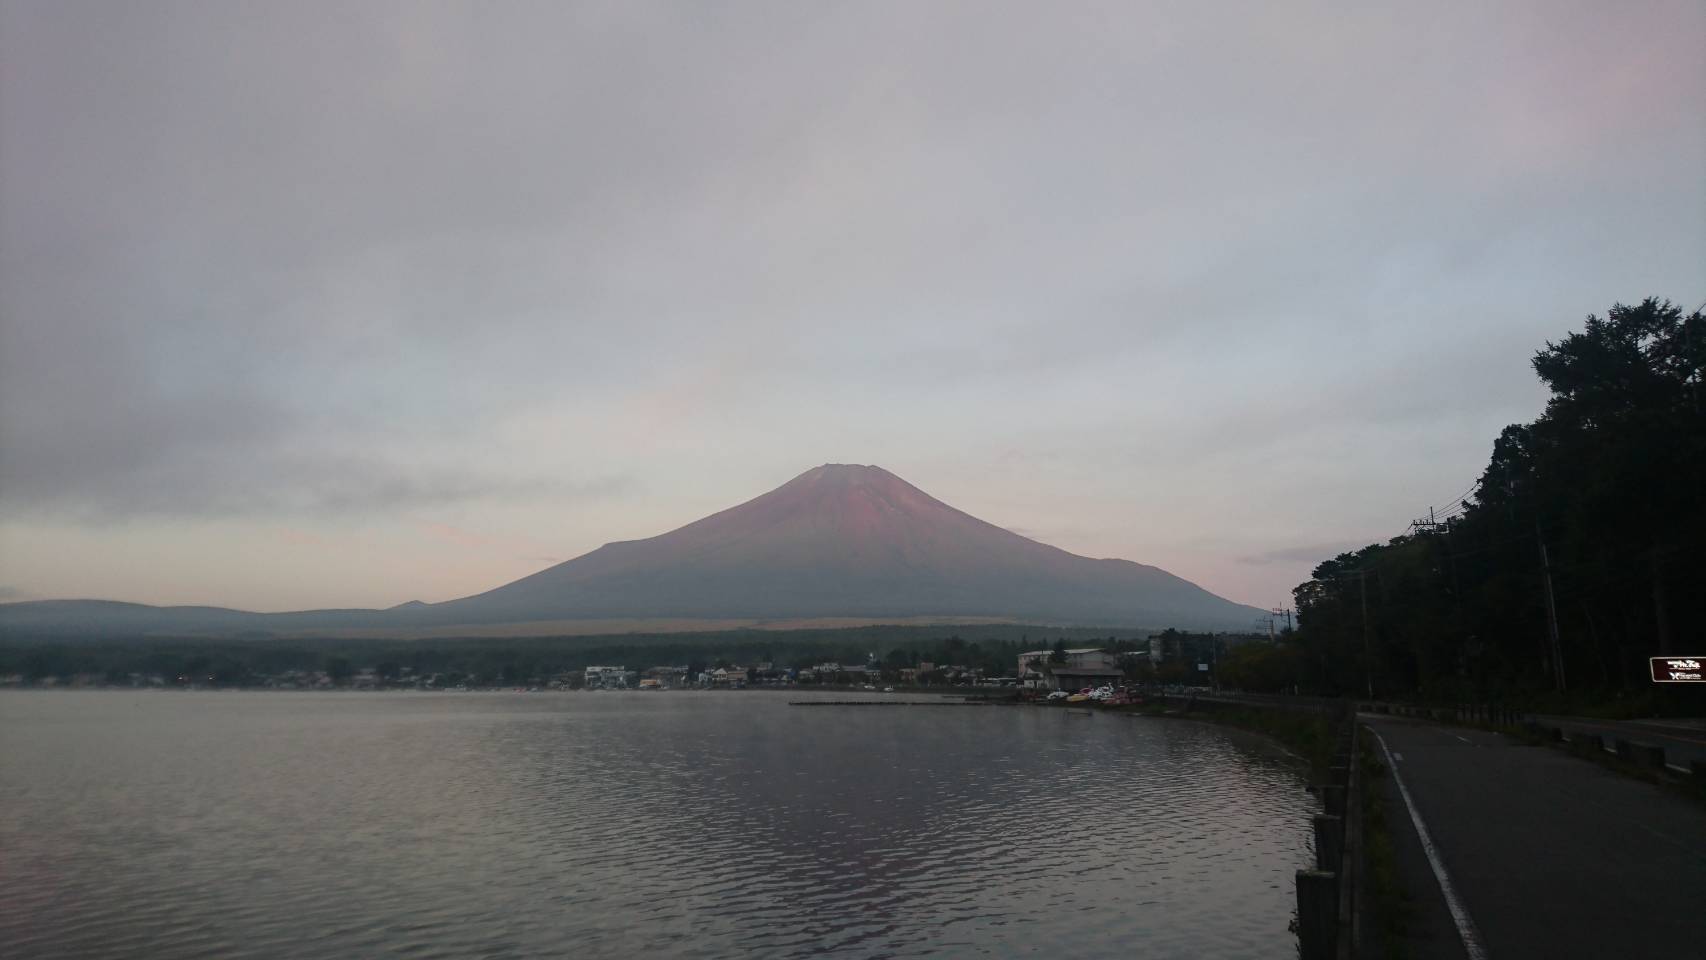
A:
[[1363, 714, 1706, 960]]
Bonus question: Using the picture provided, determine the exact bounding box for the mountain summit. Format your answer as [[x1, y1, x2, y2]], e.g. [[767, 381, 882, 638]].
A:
[[431, 463, 1263, 628]]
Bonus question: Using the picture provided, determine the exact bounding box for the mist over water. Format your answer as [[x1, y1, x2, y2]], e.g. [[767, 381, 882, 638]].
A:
[[0, 692, 1314, 958]]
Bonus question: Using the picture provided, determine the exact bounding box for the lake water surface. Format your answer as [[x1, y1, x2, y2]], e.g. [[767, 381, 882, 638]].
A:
[[0, 691, 1315, 958]]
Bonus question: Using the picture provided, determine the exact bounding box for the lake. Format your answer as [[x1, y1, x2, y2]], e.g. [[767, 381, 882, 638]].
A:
[[0, 691, 1316, 958]]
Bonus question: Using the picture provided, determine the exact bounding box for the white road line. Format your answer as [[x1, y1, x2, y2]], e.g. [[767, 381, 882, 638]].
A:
[[1372, 726, 1490, 960], [1455, 735, 1472, 744]]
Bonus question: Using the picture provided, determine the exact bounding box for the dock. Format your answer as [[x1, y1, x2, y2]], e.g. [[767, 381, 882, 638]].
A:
[[787, 699, 999, 706]]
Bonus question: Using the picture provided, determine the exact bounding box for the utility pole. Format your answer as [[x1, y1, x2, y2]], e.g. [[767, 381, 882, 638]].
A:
[[1502, 463, 1516, 523], [1328, 568, 1375, 698], [1409, 505, 1441, 538], [1442, 511, 1466, 682], [1536, 517, 1565, 692], [1689, 312, 1698, 414], [1688, 299, 1703, 415], [1507, 464, 1563, 691], [1358, 570, 1373, 699]]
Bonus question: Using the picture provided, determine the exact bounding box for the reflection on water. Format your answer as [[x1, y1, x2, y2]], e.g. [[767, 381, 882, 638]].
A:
[[0, 691, 1315, 958]]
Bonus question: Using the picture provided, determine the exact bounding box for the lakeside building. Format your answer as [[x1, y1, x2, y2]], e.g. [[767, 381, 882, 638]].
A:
[[644, 666, 689, 687], [1016, 648, 1124, 691], [807, 662, 881, 685], [584, 665, 633, 690], [1147, 631, 1272, 669], [702, 666, 748, 687]]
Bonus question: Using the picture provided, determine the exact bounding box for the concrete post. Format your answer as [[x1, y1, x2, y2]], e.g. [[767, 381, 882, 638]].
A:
[[1321, 784, 1347, 816], [1295, 870, 1338, 960], [1629, 743, 1666, 770], [1313, 814, 1344, 872]]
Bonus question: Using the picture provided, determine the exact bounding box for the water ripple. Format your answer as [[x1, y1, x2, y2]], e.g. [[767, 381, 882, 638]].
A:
[[0, 691, 1315, 959]]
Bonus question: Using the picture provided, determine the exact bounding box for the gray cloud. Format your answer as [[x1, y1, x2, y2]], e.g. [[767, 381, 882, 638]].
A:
[[1, 0, 1702, 608], [4, 450, 633, 522], [1238, 543, 1372, 568]]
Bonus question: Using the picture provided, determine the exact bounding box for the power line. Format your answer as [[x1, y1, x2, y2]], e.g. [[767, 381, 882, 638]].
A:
[[1404, 482, 1481, 537], [1440, 480, 1480, 509]]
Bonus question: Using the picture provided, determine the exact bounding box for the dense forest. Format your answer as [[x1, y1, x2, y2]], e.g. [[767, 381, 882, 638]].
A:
[[1271, 298, 1703, 707]]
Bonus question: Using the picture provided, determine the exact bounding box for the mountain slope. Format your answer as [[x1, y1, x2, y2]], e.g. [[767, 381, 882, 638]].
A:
[[0, 464, 1267, 636], [430, 464, 1263, 627]]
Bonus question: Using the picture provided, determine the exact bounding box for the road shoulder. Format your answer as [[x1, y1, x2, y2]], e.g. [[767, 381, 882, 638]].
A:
[[1362, 717, 1468, 960]]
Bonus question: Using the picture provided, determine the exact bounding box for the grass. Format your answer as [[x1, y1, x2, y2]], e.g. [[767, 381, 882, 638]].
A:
[[1116, 698, 1341, 780], [1357, 732, 1410, 960], [1207, 706, 1338, 781]]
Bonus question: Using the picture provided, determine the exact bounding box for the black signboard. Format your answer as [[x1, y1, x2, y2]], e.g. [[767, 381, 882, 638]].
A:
[[1650, 657, 1704, 683]]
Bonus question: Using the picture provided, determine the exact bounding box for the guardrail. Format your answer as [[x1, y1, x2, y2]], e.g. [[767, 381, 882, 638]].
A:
[[1295, 705, 1360, 960], [1365, 700, 1526, 727], [1371, 699, 1704, 788]]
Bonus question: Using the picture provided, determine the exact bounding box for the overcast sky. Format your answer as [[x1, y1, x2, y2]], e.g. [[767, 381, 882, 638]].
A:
[[2, 0, 1702, 614]]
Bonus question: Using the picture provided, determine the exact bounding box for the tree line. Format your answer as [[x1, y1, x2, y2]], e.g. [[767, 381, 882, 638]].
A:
[[0, 624, 1148, 687], [1269, 298, 1702, 708]]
